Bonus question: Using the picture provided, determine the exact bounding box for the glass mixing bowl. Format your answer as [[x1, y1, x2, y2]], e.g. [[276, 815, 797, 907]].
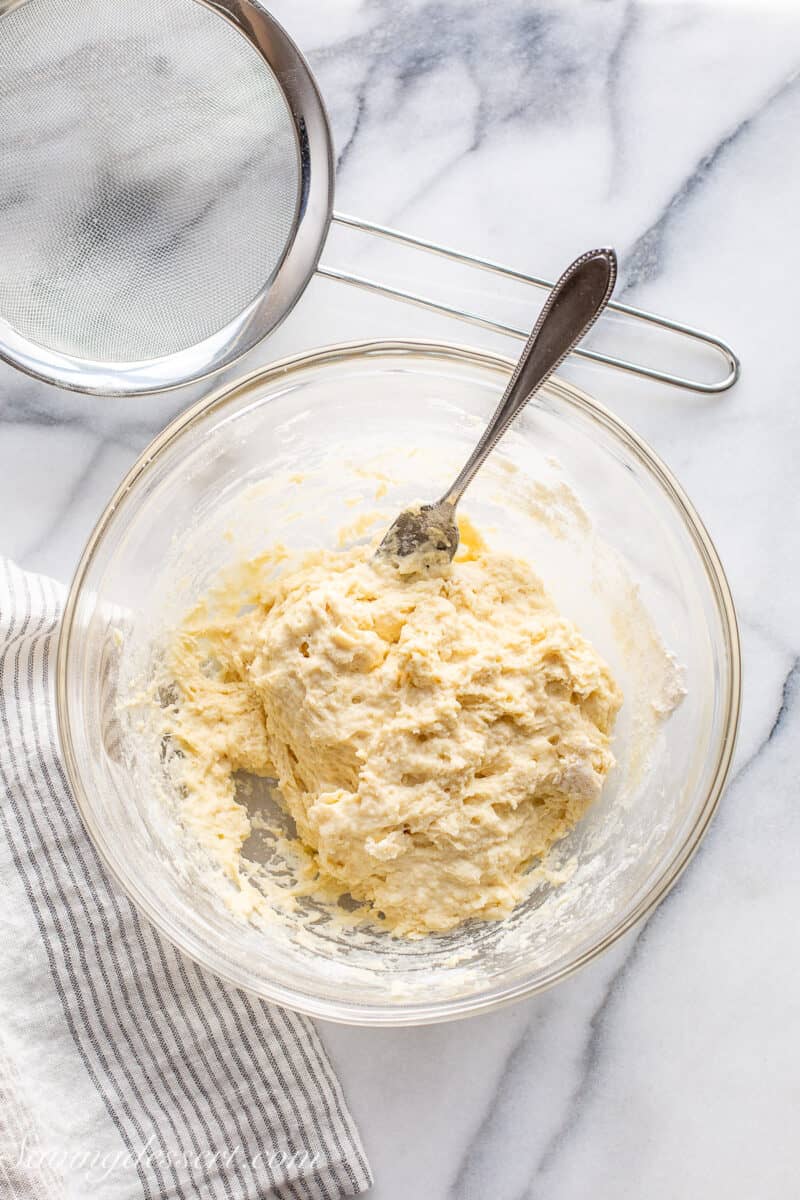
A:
[[57, 341, 740, 1025]]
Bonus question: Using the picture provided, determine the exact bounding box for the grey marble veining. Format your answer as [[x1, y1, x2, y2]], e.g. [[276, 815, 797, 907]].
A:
[[1, 1, 798, 1196]]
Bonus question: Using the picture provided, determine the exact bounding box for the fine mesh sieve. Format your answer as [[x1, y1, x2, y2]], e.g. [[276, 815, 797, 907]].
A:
[[0, 0, 739, 395]]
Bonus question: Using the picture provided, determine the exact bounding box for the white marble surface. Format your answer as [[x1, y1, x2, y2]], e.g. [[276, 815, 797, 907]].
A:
[[2, 0, 799, 1196]]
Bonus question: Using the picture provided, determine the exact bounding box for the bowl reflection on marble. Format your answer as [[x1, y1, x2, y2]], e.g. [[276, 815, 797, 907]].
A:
[[57, 341, 740, 1025]]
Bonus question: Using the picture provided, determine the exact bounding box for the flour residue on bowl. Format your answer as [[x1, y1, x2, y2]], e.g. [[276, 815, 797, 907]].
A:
[[118, 447, 685, 990]]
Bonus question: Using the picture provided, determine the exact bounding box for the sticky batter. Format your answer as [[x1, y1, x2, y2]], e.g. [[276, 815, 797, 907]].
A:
[[158, 528, 622, 936]]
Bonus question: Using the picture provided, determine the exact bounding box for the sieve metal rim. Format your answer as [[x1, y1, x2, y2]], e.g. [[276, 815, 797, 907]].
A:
[[0, 0, 741, 397], [0, 0, 335, 396]]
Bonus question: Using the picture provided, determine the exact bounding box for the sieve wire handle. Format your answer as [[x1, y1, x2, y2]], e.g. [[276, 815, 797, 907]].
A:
[[317, 212, 740, 394]]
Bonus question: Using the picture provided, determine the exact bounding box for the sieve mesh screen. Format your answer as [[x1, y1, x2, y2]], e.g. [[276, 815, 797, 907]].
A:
[[0, 0, 301, 363]]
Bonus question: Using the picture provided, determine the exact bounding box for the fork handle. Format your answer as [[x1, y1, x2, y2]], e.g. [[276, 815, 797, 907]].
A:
[[440, 247, 617, 507]]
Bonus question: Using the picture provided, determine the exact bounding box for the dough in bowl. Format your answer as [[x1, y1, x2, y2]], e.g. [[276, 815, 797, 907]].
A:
[[158, 532, 622, 936]]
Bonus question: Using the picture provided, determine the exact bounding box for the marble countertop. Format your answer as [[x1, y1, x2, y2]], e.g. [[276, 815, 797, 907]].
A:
[[2, 1, 798, 1196]]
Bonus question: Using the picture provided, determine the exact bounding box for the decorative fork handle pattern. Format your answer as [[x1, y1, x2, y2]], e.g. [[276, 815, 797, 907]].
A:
[[440, 248, 617, 508]]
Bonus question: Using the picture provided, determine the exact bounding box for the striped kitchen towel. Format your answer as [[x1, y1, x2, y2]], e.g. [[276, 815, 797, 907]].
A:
[[0, 558, 372, 1200]]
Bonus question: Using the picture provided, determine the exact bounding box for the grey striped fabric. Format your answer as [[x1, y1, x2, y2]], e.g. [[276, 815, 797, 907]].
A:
[[0, 558, 372, 1200]]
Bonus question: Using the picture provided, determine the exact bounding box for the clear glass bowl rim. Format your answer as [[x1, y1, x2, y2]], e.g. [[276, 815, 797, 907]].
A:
[[56, 339, 742, 1025]]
